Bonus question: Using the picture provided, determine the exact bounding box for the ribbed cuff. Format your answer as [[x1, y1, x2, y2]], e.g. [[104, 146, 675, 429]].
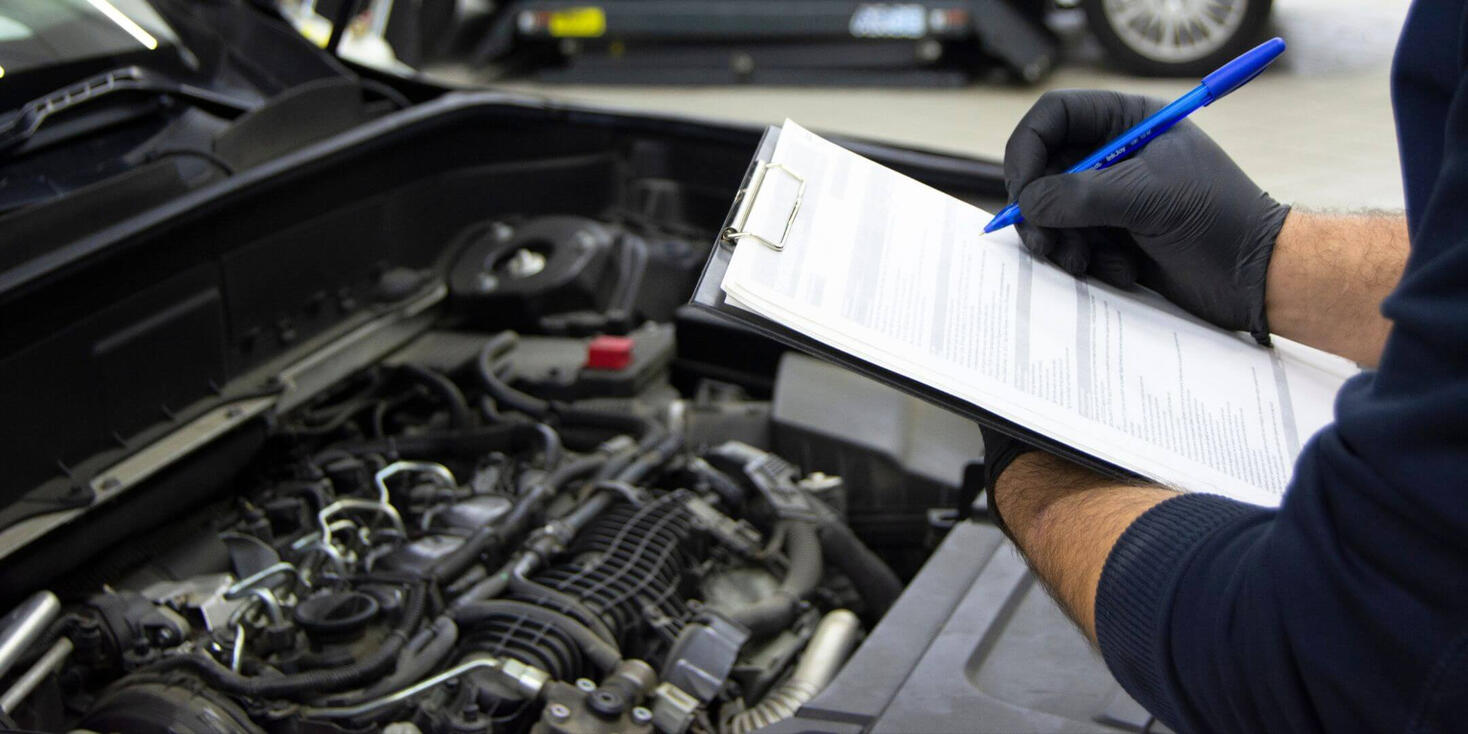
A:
[[1095, 493, 1268, 731]]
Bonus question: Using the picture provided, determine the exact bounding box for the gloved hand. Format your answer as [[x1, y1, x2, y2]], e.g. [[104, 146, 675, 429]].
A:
[[1004, 90, 1291, 344]]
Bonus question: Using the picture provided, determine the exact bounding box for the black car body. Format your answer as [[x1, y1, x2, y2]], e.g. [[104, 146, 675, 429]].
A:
[[0, 3, 1155, 732]]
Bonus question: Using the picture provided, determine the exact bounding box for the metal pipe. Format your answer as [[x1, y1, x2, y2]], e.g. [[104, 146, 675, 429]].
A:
[[0, 637, 72, 714], [0, 591, 60, 682], [299, 655, 548, 719], [226, 587, 285, 626], [374, 461, 456, 504], [722, 609, 861, 734], [230, 625, 247, 673], [227, 562, 303, 597]]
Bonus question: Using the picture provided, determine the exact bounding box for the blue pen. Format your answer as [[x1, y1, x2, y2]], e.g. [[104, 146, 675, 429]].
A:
[[983, 37, 1286, 234]]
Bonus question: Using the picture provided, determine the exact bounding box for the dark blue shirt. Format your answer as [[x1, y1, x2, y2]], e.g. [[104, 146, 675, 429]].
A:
[[1095, 2, 1468, 732]]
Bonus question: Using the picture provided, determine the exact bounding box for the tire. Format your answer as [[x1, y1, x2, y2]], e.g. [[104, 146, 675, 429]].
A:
[[1083, 0, 1274, 77]]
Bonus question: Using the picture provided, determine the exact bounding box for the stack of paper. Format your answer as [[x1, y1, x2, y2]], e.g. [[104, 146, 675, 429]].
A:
[[719, 121, 1358, 507]]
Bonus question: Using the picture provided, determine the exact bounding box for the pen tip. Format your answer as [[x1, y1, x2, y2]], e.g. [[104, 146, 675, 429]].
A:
[[982, 220, 1001, 234]]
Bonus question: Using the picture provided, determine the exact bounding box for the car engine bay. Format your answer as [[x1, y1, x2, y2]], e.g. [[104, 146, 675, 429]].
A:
[[0, 90, 1150, 733], [11, 325, 892, 734], [0, 191, 917, 731]]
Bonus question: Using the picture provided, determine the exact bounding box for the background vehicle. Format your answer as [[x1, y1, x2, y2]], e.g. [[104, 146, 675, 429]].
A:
[[1076, 0, 1274, 76], [278, 0, 1273, 86]]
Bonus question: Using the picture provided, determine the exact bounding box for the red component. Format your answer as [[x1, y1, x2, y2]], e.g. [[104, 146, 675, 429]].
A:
[[585, 335, 634, 371]]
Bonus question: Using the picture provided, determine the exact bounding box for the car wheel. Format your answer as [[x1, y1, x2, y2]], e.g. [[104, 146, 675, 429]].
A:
[[1082, 0, 1274, 77]]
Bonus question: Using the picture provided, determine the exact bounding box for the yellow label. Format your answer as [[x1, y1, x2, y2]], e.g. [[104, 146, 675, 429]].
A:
[[548, 7, 606, 37]]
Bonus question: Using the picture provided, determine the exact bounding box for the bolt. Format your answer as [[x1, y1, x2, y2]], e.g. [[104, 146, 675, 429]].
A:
[[631, 706, 653, 725], [547, 703, 571, 720], [225, 407, 243, 419], [99, 477, 121, 492], [731, 52, 755, 75], [576, 678, 597, 692]]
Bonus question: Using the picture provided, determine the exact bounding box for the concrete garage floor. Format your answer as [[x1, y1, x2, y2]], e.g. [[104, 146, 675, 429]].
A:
[[491, 0, 1411, 211]]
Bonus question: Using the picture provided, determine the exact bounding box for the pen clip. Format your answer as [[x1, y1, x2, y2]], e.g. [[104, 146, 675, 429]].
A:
[[1201, 37, 1285, 102]]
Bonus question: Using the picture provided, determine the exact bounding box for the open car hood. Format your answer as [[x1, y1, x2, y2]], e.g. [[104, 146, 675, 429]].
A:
[[0, 8, 1159, 732], [0, 0, 420, 244]]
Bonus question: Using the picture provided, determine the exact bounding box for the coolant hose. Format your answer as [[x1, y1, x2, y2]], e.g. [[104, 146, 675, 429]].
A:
[[396, 364, 472, 429], [723, 521, 822, 639], [428, 483, 549, 586], [616, 432, 684, 485], [689, 460, 748, 510], [430, 453, 608, 586], [816, 522, 903, 623], [476, 334, 553, 418], [557, 407, 664, 447], [723, 609, 861, 734], [780, 521, 824, 594], [350, 615, 458, 701], [148, 583, 425, 700], [450, 600, 621, 671], [476, 334, 666, 450]]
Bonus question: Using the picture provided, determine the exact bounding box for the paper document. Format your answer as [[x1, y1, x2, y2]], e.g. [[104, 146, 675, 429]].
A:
[[721, 121, 1359, 507]]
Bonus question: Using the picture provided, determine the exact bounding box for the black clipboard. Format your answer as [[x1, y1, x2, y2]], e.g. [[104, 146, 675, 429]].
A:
[[689, 126, 1136, 482]]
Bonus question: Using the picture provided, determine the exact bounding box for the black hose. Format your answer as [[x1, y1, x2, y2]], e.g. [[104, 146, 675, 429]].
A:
[[353, 615, 458, 701], [690, 460, 747, 510], [534, 423, 563, 467], [559, 492, 617, 532], [780, 521, 824, 596], [450, 553, 527, 609], [616, 432, 684, 485], [326, 424, 542, 461], [475, 336, 662, 445], [451, 567, 511, 608], [435, 455, 608, 590], [723, 521, 822, 639], [557, 407, 664, 448], [147, 583, 426, 699], [476, 335, 552, 418], [428, 480, 553, 586], [477, 400, 563, 468], [451, 600, 621, 671], [547, 429, 682, 540], [535, 454, 607, 496], [593, 447, 640, 482], [428, 525, 503, 586], [817, 522, 903, 623], [397, 364, 473, 430]]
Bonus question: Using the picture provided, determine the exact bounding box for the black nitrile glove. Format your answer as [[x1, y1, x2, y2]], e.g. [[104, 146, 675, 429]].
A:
[[1004, 90, 1291, 345], [979, 426, 1037, 539]]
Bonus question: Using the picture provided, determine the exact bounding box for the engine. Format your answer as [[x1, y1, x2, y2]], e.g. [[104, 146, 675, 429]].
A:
[[0, 308, 902, 734]]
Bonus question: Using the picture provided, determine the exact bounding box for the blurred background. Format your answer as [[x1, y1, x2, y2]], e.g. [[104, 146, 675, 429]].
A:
[[277, 0, 1411, 211]]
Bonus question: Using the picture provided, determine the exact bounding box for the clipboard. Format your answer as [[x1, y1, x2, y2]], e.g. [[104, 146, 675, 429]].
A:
[[689, 126, 1136, 483]]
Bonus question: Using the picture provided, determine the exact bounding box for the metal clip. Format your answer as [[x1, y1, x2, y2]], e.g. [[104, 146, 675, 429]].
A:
[[723, 162, 805, 251]]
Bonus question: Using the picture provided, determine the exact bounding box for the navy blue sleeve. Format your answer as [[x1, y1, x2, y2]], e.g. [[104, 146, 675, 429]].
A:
[[1094, 3, 1468, 732]]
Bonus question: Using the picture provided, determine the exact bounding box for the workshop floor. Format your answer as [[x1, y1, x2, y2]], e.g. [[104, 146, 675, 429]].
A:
[[491, 0, 1411, 211]]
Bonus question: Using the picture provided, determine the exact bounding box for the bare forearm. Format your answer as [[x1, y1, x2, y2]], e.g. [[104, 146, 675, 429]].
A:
[[994, 453, 1177, 641], [1265, 210, 1408, 366]]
